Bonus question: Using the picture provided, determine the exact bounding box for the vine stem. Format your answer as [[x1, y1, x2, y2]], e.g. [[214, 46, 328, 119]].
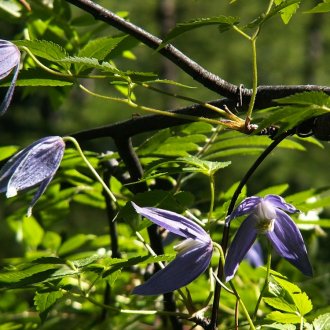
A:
[[208, 129, 293, 330], [62, 136, 117, 204], [78, 83, 243, 129]]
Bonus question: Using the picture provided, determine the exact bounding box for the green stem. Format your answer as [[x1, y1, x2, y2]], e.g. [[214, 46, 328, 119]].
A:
[[213, 242, 256, 329], [62, 136, 117, 204], [207, 175, 215, 228], [245, 37, 258, 122], [253, 241, 272, 320], [78, 84, 240, 128], [229, 283, 256, 330]]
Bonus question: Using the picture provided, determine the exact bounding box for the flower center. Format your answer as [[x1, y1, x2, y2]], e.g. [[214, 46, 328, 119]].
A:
[[254, 200, 276, 234]]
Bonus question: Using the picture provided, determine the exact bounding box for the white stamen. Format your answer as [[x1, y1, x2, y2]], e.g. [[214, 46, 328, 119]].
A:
[[255, 200, 276, 233]]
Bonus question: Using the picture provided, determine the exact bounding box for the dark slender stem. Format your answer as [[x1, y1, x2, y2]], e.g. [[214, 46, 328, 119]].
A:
[[208, 129, 293, 330]]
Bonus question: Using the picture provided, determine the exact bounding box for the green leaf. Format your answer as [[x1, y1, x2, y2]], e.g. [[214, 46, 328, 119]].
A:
[[313, 313, 330, 330], [266, 311, 302, 324], [305, 1, 330, 14], [69, 254, 101, 268], [76, 35, 127, 73], [291, 291, 313, 316], [274, 0, 300, 23], [261, 323, 296, 329], [34, 290, 64, 321], [178, 155, 231, 176], [0, 264, 60, 288], [263, 297, 297, 313], [58, 234, 94, 256], [14, 40, 70, 70], [22, 216, 44, 249], [157, 16, 239, 50], [0, 146, 19, 161]]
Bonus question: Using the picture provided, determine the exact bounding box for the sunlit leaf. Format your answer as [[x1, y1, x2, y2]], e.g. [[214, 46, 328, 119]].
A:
[[157, 16, 239, 50]]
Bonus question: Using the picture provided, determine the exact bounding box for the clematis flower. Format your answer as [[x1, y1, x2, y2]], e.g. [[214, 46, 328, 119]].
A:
[[0, 136, 65, 216], [245, 242, 264, 268], [0, 40, 20, 115], [132, 203, 213, 295], [224, 195, 313, 282]]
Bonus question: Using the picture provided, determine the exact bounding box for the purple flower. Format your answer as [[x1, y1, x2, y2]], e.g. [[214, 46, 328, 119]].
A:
[[132, 203, 213, 295], [0, 136, 65, 216], [0, 40, 20, 115], [224, 195, 313, 282], [245, 242, 264, 268]]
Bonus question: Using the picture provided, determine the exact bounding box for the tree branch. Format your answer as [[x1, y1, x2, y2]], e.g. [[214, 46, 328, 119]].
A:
[[65, 0, 237, 98]]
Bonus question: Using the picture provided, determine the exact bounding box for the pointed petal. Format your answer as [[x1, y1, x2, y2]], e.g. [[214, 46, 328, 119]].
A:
[[264, 195, 298, 214], [0, 40, 20, 115], [227, 196, 262, 224], [26, 176, 53, 217], [132, 203, 210, 243], [0, 40, 20, 79], [6, 137, 65, 194], [267, 209, 313, 276], [132, 241, 212, 295], [224, 215, 258, 281], [0, 62, 19, 115], [245, 242, 264, 268]]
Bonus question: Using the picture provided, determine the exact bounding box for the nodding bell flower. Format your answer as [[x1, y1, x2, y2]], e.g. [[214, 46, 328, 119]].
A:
[[224, 195, 313, 282], [132, 203, 213, 295], [0, 40, 20, 115], [0, 136, 65, 216]]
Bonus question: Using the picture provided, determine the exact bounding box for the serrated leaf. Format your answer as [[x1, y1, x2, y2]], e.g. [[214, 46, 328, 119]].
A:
[[276, 91, 330, 107], [34, 290, 64, 321], [266, 311, 302, 324], [263, 297, 297, 313], [76, 35, 127, 73], [69, 254, 101, 268], [0, 264, 60, 288], [178, 155, 231, 176], [157, 16, 239, 50], [14, 40, 69, 70], [313, 313, 330, 330], [291, 291, 313, 316]]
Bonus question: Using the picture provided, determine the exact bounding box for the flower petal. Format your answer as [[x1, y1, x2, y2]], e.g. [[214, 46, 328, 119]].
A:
[[227, 196, 262, 224], [245, 242, 264, 268], [0, 40, 20, 115], [266, 209, 313, 276], [5, 137, 65, 194], [132, 240, 212, 295], [224, 215, 258, 282], [132, 203, 210, 243], [264, 195, 298, 214]]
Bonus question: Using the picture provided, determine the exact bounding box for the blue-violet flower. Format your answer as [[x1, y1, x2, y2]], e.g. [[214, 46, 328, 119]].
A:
[[0, 136, 65, 216], [0, 40, 20, 115], [224, 195, 313, 282], [132, 203, 213, 295]]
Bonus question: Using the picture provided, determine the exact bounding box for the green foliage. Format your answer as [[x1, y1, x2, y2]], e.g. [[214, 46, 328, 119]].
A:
[[0, 0, 329, 329]]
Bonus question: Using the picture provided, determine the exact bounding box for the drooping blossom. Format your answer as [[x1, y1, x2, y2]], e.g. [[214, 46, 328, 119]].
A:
[[132, 203, 213, 295], [0, 136, 65, 216], [0, 40, 20, 115], [224, 195, 313, 282]]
